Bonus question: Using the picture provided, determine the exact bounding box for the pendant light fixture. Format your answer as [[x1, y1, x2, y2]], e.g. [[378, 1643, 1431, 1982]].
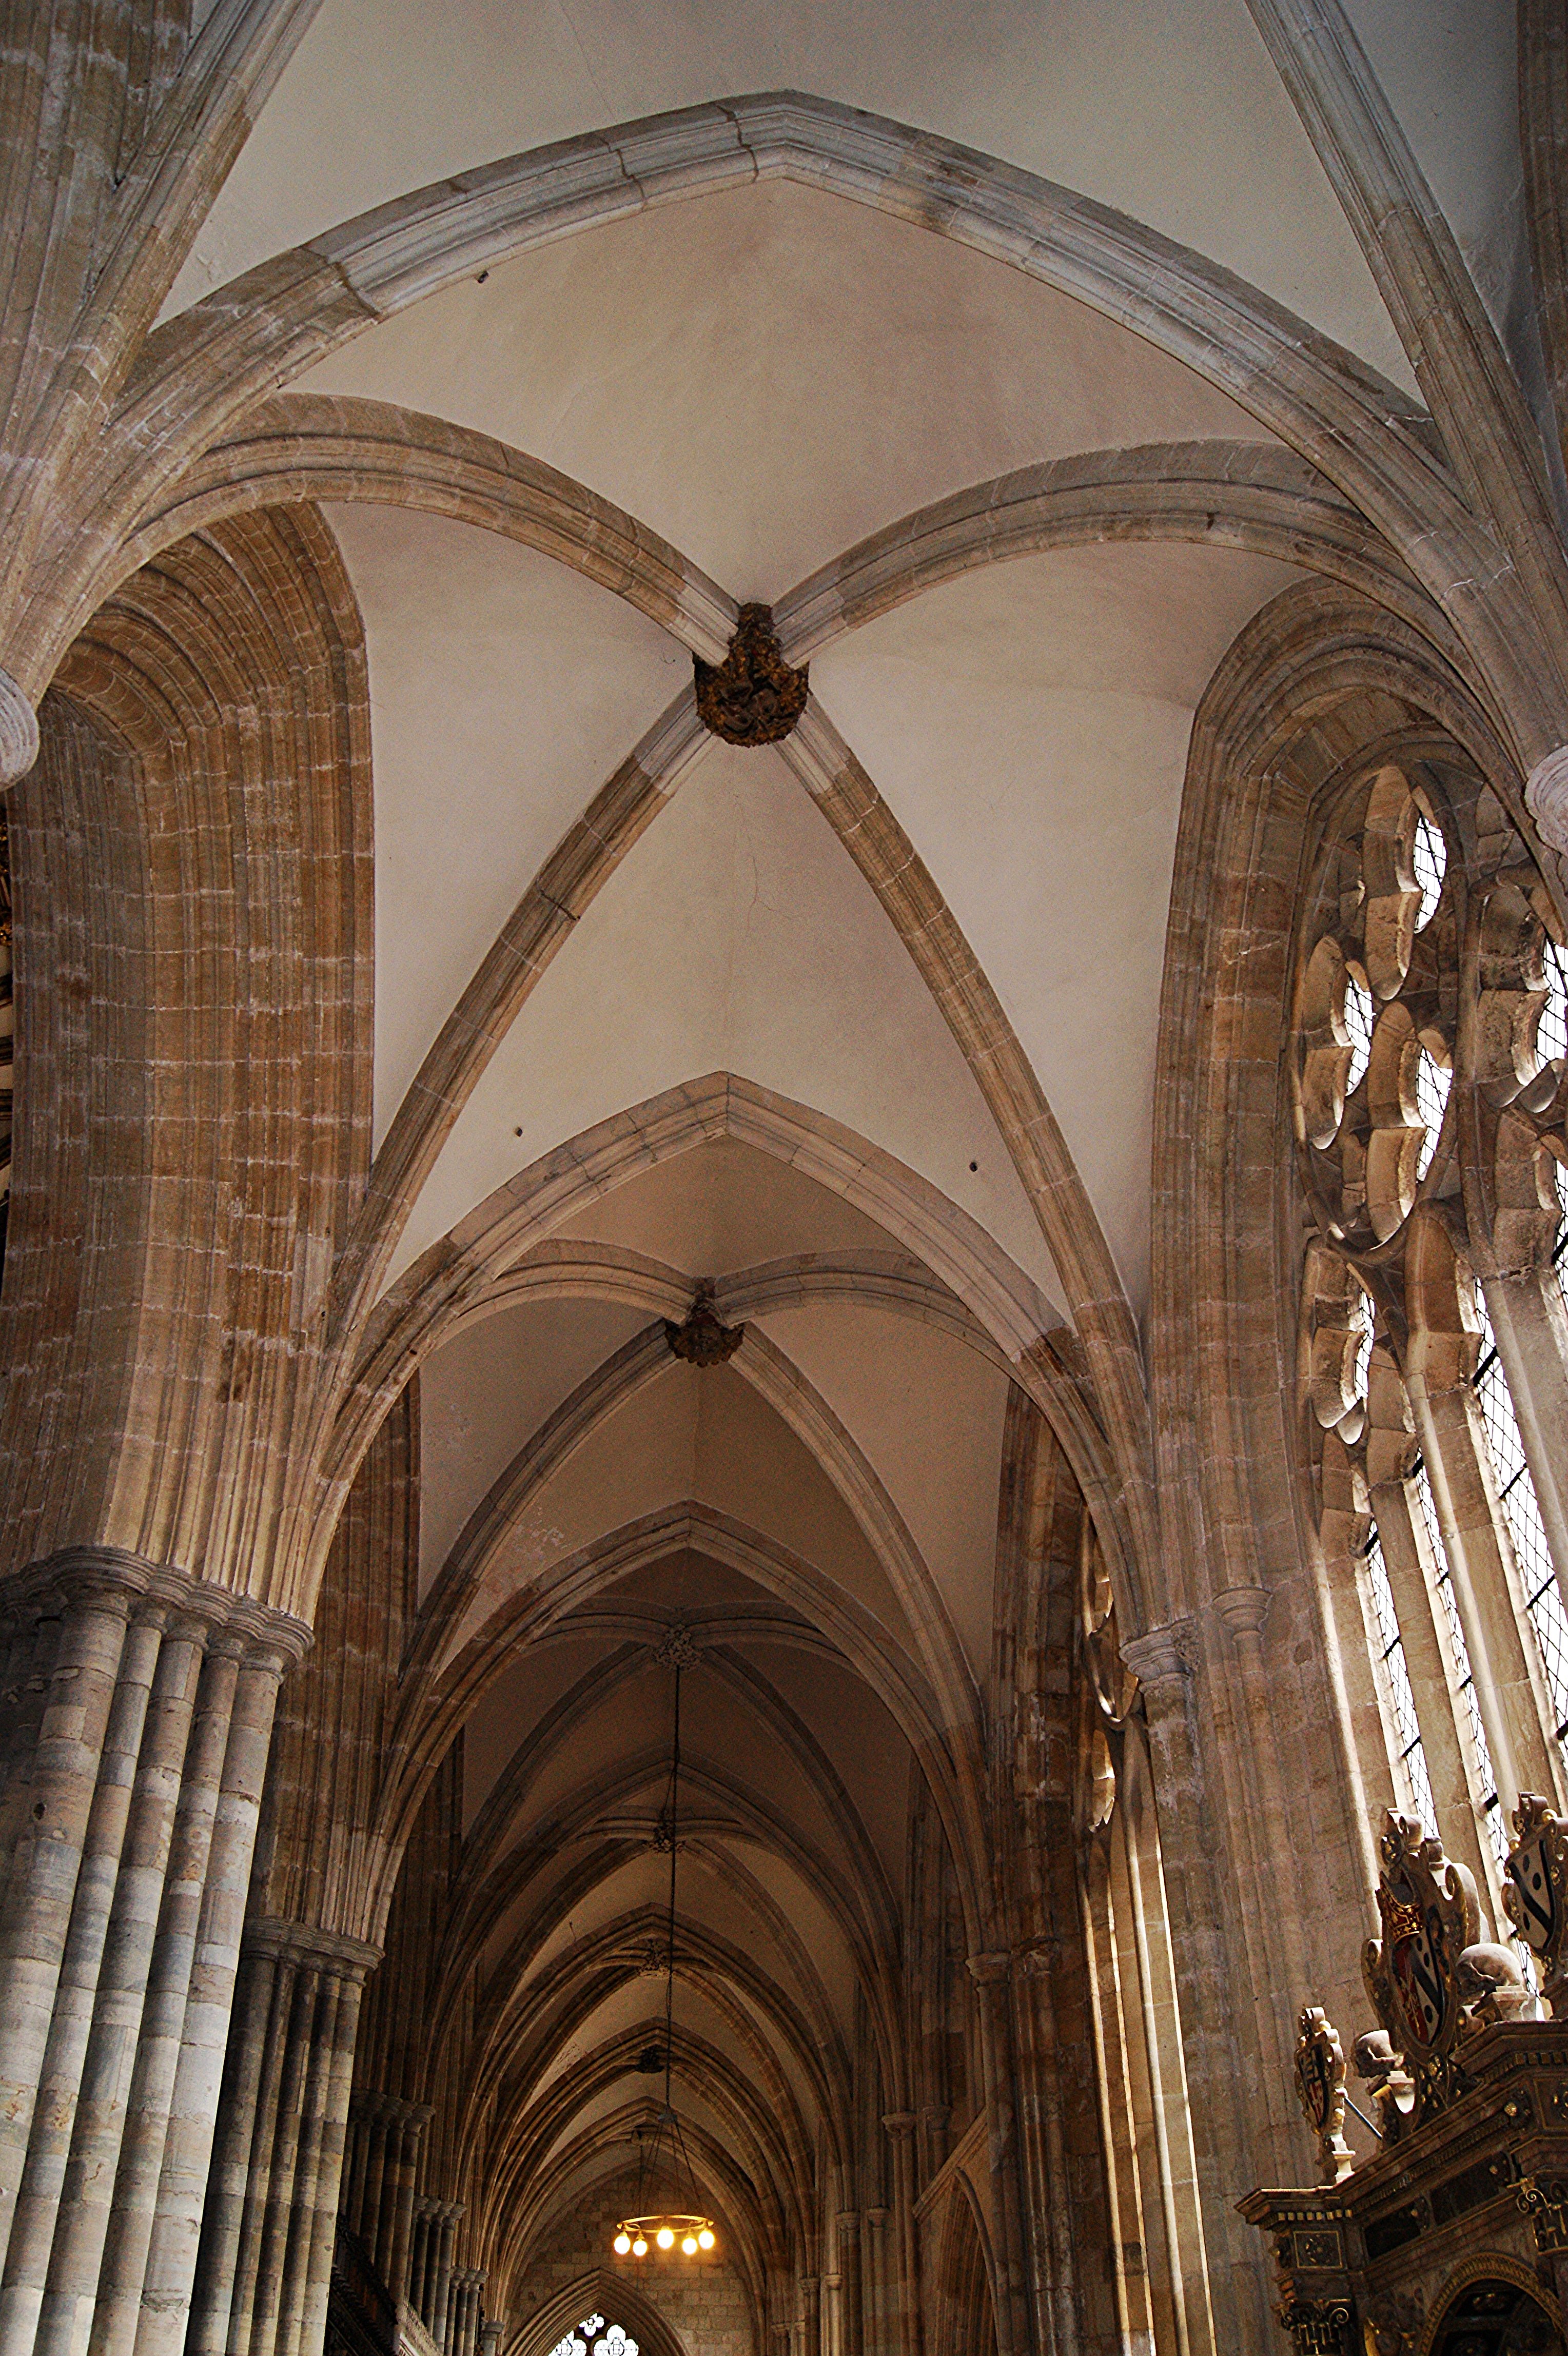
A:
[[612, 1634, 716, 2263]]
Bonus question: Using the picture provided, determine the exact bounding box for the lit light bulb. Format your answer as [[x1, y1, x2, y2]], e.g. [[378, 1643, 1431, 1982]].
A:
[[681, 2236, 698, 2256], [632, 2238, 648, 2259], [656, 2228, 675, 2250], [698, 2230, 715, 2251], [613, 2234, 631, 2256]]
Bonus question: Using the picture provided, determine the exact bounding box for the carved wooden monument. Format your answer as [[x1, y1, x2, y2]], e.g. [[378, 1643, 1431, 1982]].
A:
[[1242, 1805, 1568, 2354]]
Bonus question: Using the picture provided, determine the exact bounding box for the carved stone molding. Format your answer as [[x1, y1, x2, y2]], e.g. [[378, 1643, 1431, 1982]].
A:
[[0, 1544, 312, 1661], [694, 605, 809, 745], [0, 669, 37, 788], [1212, 1583, 1274, 1646], [1526, 745, 1568, 852], [1121, 1621, 1195, 1685], [244, 1916, 384, 1976], [664, 1282, 744, 1366]]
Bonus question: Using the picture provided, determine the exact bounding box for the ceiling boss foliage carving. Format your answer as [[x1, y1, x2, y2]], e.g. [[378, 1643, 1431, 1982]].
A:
[[692, 605, 809, 745]]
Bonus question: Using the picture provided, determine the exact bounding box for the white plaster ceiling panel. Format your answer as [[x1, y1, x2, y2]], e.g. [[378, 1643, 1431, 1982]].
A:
[[443, 1360, 915, 1664], [550, 1135, 896, 1273], [743, 1639, 910, 1883], [387, 739, 1064, 1313], [419, 1293, 651, 1592], [1343, 1, 1526, 354], [531, 1976, 757, 2108], [729, 1838, 856, 2023], [526, 1846, 819, 2005], [459, 1632, 612, 1825], [812, 540, 1303, 1314], [171, 0, 1408, 385], [323, 504, 688, 1142], [302, 182, 1274, 600], [756, 1303, 1008, 1688]]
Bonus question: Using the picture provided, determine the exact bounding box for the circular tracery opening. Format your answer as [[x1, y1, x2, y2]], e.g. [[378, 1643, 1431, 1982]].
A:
[[549, 2316, 639, 2356], [1292, 763, 1457, 1244]]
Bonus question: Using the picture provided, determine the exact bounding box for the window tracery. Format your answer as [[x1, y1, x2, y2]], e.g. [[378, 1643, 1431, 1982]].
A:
[[546, 2315, 637, 2356], [1295, 753, 1568, 1918]]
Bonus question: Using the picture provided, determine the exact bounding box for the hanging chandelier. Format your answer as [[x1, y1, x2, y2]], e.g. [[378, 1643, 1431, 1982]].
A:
[[612, 1636, 717, 2264]]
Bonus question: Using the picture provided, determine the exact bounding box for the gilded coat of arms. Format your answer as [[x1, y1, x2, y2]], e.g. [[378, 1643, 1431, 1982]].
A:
[[1503, 1793, 1568, 2012], [1293, 2005, 1353, 2184], [1362, 1810, 1479, 2106]]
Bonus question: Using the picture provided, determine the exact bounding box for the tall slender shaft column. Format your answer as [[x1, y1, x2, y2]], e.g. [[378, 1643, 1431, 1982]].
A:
[[879, 2117, 919, 2356], [967, 1956, 1032, 2356], [835, 2215, 862, 2356], [386, 2107, 429, 2304], [863, 2212, 888, 2356], [429, 2209, 461, 2351]]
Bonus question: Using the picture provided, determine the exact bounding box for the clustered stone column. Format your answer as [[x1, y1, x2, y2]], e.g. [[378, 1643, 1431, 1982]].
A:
[[0, 1552, 307, 2356], [878, 2115, 919, 2356], [834, 2211, 862, 2356], [186, 1918, 380, 2356], [339, 2098, 434, 2306], [445, 2270, 486, 2356]]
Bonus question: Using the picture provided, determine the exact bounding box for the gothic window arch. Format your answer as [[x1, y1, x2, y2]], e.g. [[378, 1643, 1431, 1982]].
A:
[[546, 2316, 638, 2356], [1296, 750, 1568, 1928]]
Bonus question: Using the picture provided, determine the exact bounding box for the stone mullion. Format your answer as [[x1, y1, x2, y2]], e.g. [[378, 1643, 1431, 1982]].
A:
[[0, 1580, 134, 2277], [1407, 1369, 1562, 1812], [0, 1606, 166, 2352], [85, 1636, 242, 2356], [31, 1613, 210, 2356], [1366, 1479, 1490, 1889], [1314, 1511, 1397, 1848], [1479, 1267, 1568, 1629]]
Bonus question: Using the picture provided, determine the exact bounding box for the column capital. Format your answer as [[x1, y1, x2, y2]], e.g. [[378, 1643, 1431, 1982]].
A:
[[880, 2111, 917, 2137], [1211, 1583, 1273, 1645], [244, 1916, 383, 1977], [835, 2210, 860, 2238], [864, 2208, 889, 2227], [966, 1950, 1011, 1986], [1120, 1619, 1195, 1685], [0, 1548, 312, 1661]]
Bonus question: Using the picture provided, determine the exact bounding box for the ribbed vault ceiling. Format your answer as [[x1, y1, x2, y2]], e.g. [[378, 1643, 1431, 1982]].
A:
[[148, 0, 1525, 2317]]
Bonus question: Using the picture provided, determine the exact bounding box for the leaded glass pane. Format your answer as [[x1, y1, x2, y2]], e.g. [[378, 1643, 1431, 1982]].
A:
[[1473, 1287, 1568, 1751], [1362, 1523, 1438, 1829]]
